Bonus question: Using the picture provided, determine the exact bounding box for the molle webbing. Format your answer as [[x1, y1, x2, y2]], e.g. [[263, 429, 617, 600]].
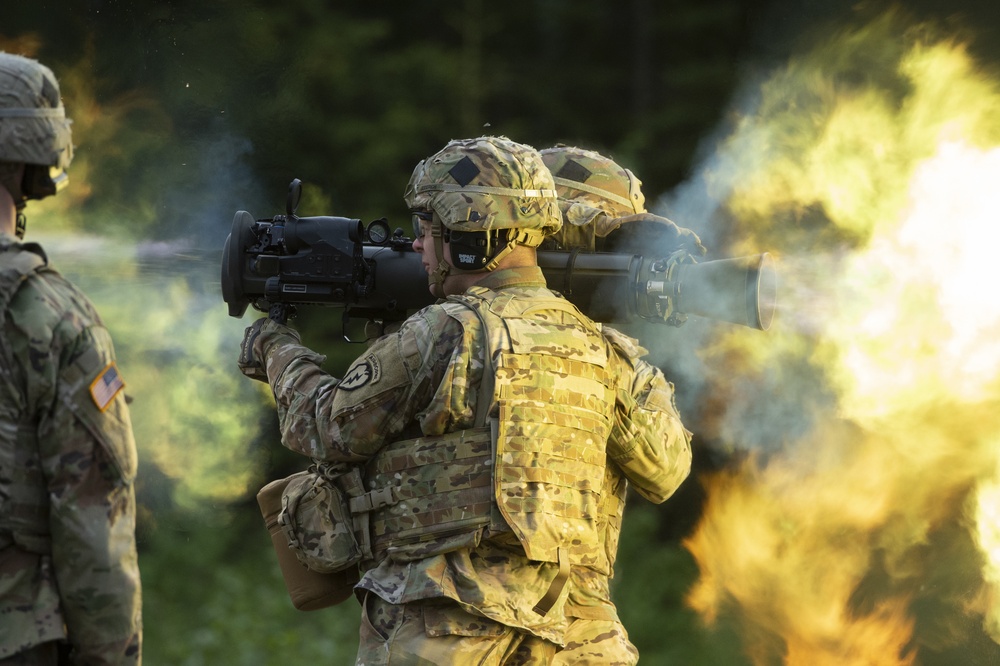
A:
[[366, 426, 497, 551], [465, 287, 617, 566], [362, 285, 616, 580], [493, 342, 615, 564]]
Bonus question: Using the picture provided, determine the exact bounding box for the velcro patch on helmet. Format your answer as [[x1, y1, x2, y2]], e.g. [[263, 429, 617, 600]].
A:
[[448, 156, 480, 187], [556, 158, 593, 184]]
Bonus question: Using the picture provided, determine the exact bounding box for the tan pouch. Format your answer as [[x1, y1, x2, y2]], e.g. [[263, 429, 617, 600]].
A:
[[257, 472, 359, 611]]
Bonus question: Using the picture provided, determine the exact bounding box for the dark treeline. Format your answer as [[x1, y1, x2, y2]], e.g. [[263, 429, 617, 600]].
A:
[[9, 1, 1000, 237], [7, 0, 772, 241]]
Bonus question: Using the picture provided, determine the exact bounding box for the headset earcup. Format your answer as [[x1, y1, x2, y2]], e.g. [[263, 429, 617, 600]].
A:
[[448, 230, 492, 270]]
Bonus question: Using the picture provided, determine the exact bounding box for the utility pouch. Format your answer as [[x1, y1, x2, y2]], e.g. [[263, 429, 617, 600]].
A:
[[277, 464, 365, 574], [257, 471, 358, 611]]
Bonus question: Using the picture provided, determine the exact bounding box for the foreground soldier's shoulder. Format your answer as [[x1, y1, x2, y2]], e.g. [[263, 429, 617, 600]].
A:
[[394, 303, 461, 353], [406, 300, 476, 332], [9, 270, 99, 340]]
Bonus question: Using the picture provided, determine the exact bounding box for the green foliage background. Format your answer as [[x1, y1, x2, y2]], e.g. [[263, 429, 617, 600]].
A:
[[5, 2, 1000, 664]]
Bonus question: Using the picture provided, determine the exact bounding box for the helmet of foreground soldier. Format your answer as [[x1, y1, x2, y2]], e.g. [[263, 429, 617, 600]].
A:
[[405, 136, 561, 236], [404, 136, 561, 276], [540, 146, 644, 242], [0, 51, 74, 229]]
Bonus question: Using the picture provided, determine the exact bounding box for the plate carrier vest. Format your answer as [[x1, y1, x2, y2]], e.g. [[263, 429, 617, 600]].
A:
[[358, 285, 618, 580]]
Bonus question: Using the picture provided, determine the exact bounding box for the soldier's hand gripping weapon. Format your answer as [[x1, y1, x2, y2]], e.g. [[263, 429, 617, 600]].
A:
[[221, 179, 776, 336]]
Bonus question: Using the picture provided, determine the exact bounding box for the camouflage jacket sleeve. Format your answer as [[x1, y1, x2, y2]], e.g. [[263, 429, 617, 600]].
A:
[[603, 326, 693, 504], [260, 304, 475, 462], [16, 273, 142, 664]]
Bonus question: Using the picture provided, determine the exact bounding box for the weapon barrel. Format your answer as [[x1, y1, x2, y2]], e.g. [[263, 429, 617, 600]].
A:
[[223, 209, 775, 330]]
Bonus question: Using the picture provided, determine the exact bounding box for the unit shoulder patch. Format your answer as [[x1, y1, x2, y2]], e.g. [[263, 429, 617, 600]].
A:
[[339, 354, 382, 391]]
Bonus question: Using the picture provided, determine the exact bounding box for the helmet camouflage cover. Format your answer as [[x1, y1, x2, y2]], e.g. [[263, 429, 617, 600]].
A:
[[539, 146, 644, 250], [404, 136, 561, 239], [0, 52, 73, 169]]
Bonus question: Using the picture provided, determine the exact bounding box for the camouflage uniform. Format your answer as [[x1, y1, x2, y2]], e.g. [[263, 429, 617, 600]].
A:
[[245, 137, 692, 664], [252, 266, 690, 664], [537, 146, 645, 253], [0, 235, 141, 664], [539, 145, 705, 257]]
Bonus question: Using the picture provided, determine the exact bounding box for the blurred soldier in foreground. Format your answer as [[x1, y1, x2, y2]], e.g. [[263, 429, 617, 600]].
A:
[[0, 52, 142, 665], [239, 136, 692, 664]]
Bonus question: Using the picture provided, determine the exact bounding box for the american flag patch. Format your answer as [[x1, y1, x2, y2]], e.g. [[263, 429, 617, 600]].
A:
[[90, 362, 125, 411]]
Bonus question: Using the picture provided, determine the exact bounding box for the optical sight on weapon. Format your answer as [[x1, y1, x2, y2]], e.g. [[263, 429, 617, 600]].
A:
[[221, 179, 776, 332]]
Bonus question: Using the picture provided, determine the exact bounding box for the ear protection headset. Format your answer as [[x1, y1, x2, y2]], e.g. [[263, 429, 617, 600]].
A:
[[22, 164, 68, 201], [411, 210, 511, 272], [445, 228, 511, 271]]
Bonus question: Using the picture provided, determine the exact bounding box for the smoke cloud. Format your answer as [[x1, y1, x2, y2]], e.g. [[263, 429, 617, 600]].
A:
[[647, 8, 1000, 663]]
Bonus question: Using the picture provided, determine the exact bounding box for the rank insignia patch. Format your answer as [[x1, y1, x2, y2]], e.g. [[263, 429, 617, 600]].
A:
[[90, 362, 125, 411]]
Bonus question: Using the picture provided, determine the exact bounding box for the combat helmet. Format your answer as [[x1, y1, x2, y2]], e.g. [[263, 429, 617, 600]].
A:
[[0, 52, 73, 237], [404, 136, 560, 289], [539, 145, 645, 251]]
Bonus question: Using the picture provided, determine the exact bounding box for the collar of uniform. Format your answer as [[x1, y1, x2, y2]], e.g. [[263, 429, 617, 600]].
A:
[[473, 265, 545, 291]]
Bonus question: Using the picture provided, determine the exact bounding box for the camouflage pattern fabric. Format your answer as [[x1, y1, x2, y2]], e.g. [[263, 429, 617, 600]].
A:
[[358, 592, 638, 665], [358, 592, 537, 666], [0, 641, 61, 666], [534, 148, 702, 625], [538, 146, 706, 258], [253, 265, 692, 657], [403, 136, 561, 237], [366, 426, 495, 555], [448, 284, 617, 566], [538, 146, 644, 252], [277, 465, 364, 574], [0, 234, 141, 664], [0, 52, 74, 169]]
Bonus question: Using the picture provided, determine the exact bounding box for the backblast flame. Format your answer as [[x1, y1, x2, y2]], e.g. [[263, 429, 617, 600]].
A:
[[976, 459, 1000, 640], [679, 10, 1000, 664]]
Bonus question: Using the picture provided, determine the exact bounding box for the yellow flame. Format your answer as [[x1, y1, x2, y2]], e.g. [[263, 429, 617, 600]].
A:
[[23, 38, 172, 235], [831, 141, 1000, 419], [684, 11, 1000, 664], [975, 456, 1000, 640]]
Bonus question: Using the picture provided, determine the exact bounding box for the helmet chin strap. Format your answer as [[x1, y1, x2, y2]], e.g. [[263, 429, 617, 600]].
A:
[[482, 229, 543, 272], [15, 209, 27, 239], [1, 165, 24, 237], [428, 221, 546, 295], [429, 218, 452, 296]]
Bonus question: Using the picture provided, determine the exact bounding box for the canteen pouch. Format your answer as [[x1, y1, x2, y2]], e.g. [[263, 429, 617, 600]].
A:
[[257, 472, 358, 611]]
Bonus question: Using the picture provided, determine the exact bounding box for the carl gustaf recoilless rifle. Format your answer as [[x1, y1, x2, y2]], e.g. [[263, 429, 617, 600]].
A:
[[221, 179, 776, 338]]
